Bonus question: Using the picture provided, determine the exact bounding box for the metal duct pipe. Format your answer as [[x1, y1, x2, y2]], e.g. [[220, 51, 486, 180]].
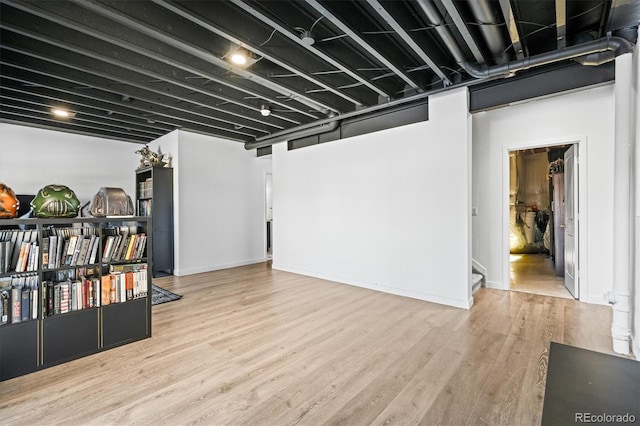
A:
[[576, 27, 638, 66], [245, 119, 340, 150], [461, 36, 633, 79], [415, 0, 467, 65], [245, 36, 632, 150], [467, 0, 508, 63]]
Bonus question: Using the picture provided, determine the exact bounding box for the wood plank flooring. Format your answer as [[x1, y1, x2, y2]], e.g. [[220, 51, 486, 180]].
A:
[[0, 262, 618, 425]]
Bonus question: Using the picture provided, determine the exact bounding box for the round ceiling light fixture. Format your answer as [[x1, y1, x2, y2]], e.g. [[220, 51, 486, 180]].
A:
[[260, 104, 271, 117], [230, 52, 248, 65], [300, 30, 315, 46], [51, 108, 75, 119]]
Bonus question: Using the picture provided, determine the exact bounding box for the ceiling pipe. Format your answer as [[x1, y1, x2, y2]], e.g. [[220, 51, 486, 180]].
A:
[[245, 118, 340, 150], [466, 0, 509, 63], [415, 0, 633, 78], [575, 28, 638, 66], [245, 34, 632, 150], [415, 0, 467, 66], [245, 19, 634, 150], [461, 36, 633, 79]]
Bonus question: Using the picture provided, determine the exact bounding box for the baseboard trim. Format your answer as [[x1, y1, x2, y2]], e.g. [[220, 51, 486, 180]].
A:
[[174, 257, 268, 276], [273, 263, 473, 310], [485, 280, 506, 290]]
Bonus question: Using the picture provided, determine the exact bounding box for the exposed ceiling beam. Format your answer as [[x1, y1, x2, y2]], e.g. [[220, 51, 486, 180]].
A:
[[0, 116, 152, 143], [556, 0, 567, 49], [303, 0, 420, 93], [2, 0, 316, 122], [1, 102, 159, 140], [1, 84, 178, 133], [72, 0, 338, 115], [1, 40, 271, 136], [497, 0, 525, 59], [228, 0, 392, 101], [1, 24, 288, 133], [365, 0, 451, 85], [153, 0, 368, 107], [439, 0, 485, 64], [2, 93, 166, 137], [0, 68, 254, 142]]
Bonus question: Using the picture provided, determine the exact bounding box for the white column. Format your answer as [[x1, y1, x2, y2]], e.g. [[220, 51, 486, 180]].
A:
[[609, 53, 633, 355]]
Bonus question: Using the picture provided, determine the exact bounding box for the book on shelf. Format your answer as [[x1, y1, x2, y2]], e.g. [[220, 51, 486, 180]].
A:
[[55, 235, 64, 269], [101, 275, 111, 306], [102, 236, 116, 263], [75, 237, 91, 266], [47, 235, 57, 269], [10, 231, 26, 271], [41, 237, 49, 270], [11, 287, 21, 324], [0, 285, 9, 325], [88, 236, 100, 265], [20, 286, 30, 322], [64, 235, 78, 266]]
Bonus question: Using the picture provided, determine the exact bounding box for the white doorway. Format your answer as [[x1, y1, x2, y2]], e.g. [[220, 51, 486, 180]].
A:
[[265, 172, 273, 259], [505, 141, 580, 299]]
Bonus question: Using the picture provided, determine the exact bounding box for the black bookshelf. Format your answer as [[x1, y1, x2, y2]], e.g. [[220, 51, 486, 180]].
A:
[[0, 216, 152, 381], [136, 166, 174, 277]]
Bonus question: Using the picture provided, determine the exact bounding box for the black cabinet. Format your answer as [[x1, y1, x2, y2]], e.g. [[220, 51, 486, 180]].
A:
[[136, 166, 174, 276], [0, 217, 152, 381], [42, 309, 99, 366], [0, 321, 38, 380]]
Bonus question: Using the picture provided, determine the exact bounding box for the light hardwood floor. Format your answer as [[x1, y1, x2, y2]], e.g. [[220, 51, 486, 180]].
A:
[[0, 263, 617, 425], [510, 254, 573, 299]]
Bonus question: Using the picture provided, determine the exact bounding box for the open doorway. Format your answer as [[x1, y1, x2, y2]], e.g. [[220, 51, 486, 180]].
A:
[[508, 144, 575, 299], [265, 172, 273, 259]]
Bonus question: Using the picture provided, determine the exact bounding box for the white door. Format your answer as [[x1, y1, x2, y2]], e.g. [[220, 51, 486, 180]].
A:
[[564, 145, 578, 298]]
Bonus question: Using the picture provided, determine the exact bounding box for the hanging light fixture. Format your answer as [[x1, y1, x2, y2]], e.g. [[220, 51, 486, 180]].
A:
[[260, 104, 271, 117]]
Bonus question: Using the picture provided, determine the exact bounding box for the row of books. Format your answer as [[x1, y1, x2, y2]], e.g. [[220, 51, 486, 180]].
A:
[[42, 234, 100, 270], [0, 264, 148, 325], [0, 228, 147, 274], [138, 178, 153, 199], [138, 199, 152, 216], [0, 275, 39, 325], [102, 232, 147, 263], [0, 229, 38, 274], [1, 240, 39, 274]]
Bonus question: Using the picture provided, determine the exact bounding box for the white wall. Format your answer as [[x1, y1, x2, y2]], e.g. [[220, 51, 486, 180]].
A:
[[273, 87, 472, 309], [633, 43, 640, 359], [0, 123, 139, 207], [473, 84, 616, 304], [152, 130, 270, 276]]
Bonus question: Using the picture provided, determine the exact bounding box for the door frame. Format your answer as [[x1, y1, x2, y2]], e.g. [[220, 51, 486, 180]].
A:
[[502, 136, 587, 300]]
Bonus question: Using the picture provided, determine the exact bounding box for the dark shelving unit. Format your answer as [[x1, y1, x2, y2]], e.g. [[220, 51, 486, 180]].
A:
[[136, 166, 174, 277], [0, 216, 152, 381]]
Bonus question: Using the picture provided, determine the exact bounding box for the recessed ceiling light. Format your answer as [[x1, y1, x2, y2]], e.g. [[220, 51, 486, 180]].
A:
[[52, 108, 75, 118], [230, 52, 247, 65]]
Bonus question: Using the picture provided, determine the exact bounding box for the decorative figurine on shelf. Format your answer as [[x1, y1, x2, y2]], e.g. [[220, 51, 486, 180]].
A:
[[89, 187, 134, 217], [0, 182, 19, 219], [135, 144, 167, 170], [31, 184, 81, 218]]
